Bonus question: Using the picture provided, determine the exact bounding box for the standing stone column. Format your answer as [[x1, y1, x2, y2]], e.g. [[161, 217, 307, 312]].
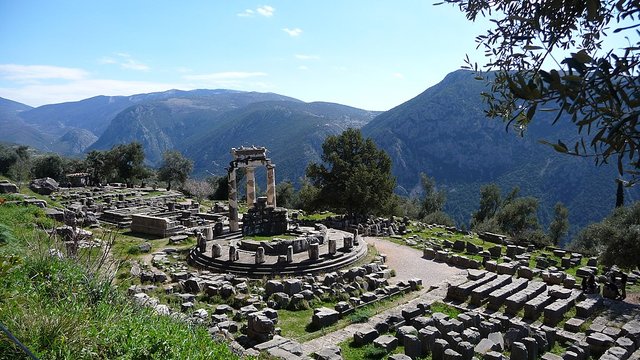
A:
[[211, 244, 222, 258], [266, 164, 276, 207], [228, 168, 239, 231], [255, 247, 265, 264], [246, 166, 256, 208], [287, 245, 293, 263], [328, 238, 337, 256], [308, 243, 319, 261], [229, 245, 238, 262]]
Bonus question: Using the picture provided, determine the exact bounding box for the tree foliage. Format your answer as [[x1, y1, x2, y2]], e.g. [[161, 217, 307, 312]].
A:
[[444, 0, 640, 183], [569, 201, 640, 269], [549, 202, 570, 245], [471, 183, 502, 226], [31, 154, 65, 181], [158, 150, 193, 191], [276, 180, 296, 209], [419, 173, 447, 217], [306, 128, 396, 216]]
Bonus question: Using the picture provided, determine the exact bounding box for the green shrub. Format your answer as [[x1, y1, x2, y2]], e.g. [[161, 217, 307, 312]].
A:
[[348, 307, 373, 324]]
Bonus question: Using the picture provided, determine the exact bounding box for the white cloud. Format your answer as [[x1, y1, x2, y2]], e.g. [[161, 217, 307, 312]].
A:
[[0, 64, 88, 81], [295, 54, 319, 60], [238, 5, 274, 17], [282, 28, 302, 37], [99, 53, 150, 71], [182, 71, 267, 81], [237, 9, 254, 17], [256, 5, 274, 17], [298, 65, 309, 71], [393, 72, 404, 79]]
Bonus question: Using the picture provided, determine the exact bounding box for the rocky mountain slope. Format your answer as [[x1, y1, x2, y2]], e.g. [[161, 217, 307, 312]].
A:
[[362, 70, 639, 239]]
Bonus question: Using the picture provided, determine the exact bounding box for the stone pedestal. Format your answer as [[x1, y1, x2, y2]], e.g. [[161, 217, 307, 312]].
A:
[[204, 226, 214, 241], [343, 236, 354, 251], [211, 244, 222, 258], [197, 233, 206, 253], [287, 245, 293, 263], [308, 243, 319, 261], [229, 245, 239, 262], [256, 247, 265, 264], [328, 238, 337, 255]]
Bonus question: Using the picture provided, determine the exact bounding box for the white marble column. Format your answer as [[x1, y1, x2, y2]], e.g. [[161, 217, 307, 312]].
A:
[[246, 166, 256, 208], [228, 168, 239, 231], [266, 164, 276, 207]]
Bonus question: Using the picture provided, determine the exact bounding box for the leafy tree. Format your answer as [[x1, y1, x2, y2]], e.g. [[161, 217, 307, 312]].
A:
[[569, 201, 640, 269], [276, 180, 296, 209], [209, 176, 228, 200], [110, 142, 145, 186], [549, 202, 570, 245], [296, 178, 320, 212], [31, 154, 65, 181], [419, 173, 447, 217], [385, 194, 420, 219], [471, 183, 502, 226], [445, 0, 640, 183], [0, 145, 18, 175], [494, 196, 541, 241], [84, 150, 113, 185], [306, 128, 396, 216], [158, 150, 193, 191], [423, 210, 456, 227]]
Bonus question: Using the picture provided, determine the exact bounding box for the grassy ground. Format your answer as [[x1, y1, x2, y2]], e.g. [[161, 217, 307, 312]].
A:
[[0, 197, 239, 359]]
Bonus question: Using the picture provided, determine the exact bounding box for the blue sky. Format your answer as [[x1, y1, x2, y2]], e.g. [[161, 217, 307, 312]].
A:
[[0, 1, 491, 110]]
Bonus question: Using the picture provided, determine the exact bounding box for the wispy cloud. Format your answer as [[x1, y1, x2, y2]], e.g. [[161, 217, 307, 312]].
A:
[[99, 53, 150, 71], [295, 54, 319, 60], [298, 65, 309, 71], [393, 72, 404, 79], [0, 78, 179, 107], [0, 64, 88, 81], [238, 5, 274, 17], [283, 28, 303, 37], [182, 71, 267, 81]]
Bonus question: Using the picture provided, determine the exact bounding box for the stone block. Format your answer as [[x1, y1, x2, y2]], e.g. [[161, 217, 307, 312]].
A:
[[354, 326, 379, 346], [311, 307, 339, 328], [374, 334, 398, 352]]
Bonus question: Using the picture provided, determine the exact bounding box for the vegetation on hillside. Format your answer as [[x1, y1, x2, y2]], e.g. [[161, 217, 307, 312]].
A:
[[0, 199, 238, 359]]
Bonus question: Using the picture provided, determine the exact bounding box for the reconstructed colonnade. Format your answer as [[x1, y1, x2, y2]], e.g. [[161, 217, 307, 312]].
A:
[[227, 146, 276, 231]]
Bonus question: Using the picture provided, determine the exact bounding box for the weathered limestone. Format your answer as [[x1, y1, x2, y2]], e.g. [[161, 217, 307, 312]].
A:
[[211, 243, 222, 258], [246, 166, 256, 208], [343, 236, 354, 250], [229, 245, 239, 262], [286, 245, 293, 263], [228, 168, 239, 231], [255, 247, 265, 264], [308, 243, 319, 261], [328, 238, 337, 255], [266, 164, 276, 207]]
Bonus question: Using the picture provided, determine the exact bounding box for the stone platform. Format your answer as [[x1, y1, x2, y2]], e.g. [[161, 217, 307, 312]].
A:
[[187, 230, 368, 277]]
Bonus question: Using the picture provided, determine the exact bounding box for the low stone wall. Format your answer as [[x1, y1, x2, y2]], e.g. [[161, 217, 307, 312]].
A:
[[240, 237, 311, 255]]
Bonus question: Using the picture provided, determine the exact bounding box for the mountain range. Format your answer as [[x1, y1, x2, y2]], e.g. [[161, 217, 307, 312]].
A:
[[1, 69, 636, 242]]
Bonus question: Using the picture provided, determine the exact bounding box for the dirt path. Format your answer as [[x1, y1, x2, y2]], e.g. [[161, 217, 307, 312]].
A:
[[365, 237, 464, 286], [300, 237, 466, 356]]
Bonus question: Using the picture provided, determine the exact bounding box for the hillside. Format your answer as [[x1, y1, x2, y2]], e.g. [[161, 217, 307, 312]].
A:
[[362, 70, 639, 240], [0, 97, 55, 150]]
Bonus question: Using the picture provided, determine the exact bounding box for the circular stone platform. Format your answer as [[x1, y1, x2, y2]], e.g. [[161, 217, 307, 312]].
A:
[[187, 229, 368, 277]]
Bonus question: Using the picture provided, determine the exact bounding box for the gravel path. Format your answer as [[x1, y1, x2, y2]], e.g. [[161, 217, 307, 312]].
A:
[[300, 236, 466, 356], [365, 237, 464, 285]]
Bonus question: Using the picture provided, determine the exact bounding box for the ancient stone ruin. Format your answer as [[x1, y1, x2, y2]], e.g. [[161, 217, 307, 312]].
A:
[[227, 146, 277, 232]]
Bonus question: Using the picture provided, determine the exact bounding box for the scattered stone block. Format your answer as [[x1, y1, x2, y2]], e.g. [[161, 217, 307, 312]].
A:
[[373, 334, 398, 352]]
